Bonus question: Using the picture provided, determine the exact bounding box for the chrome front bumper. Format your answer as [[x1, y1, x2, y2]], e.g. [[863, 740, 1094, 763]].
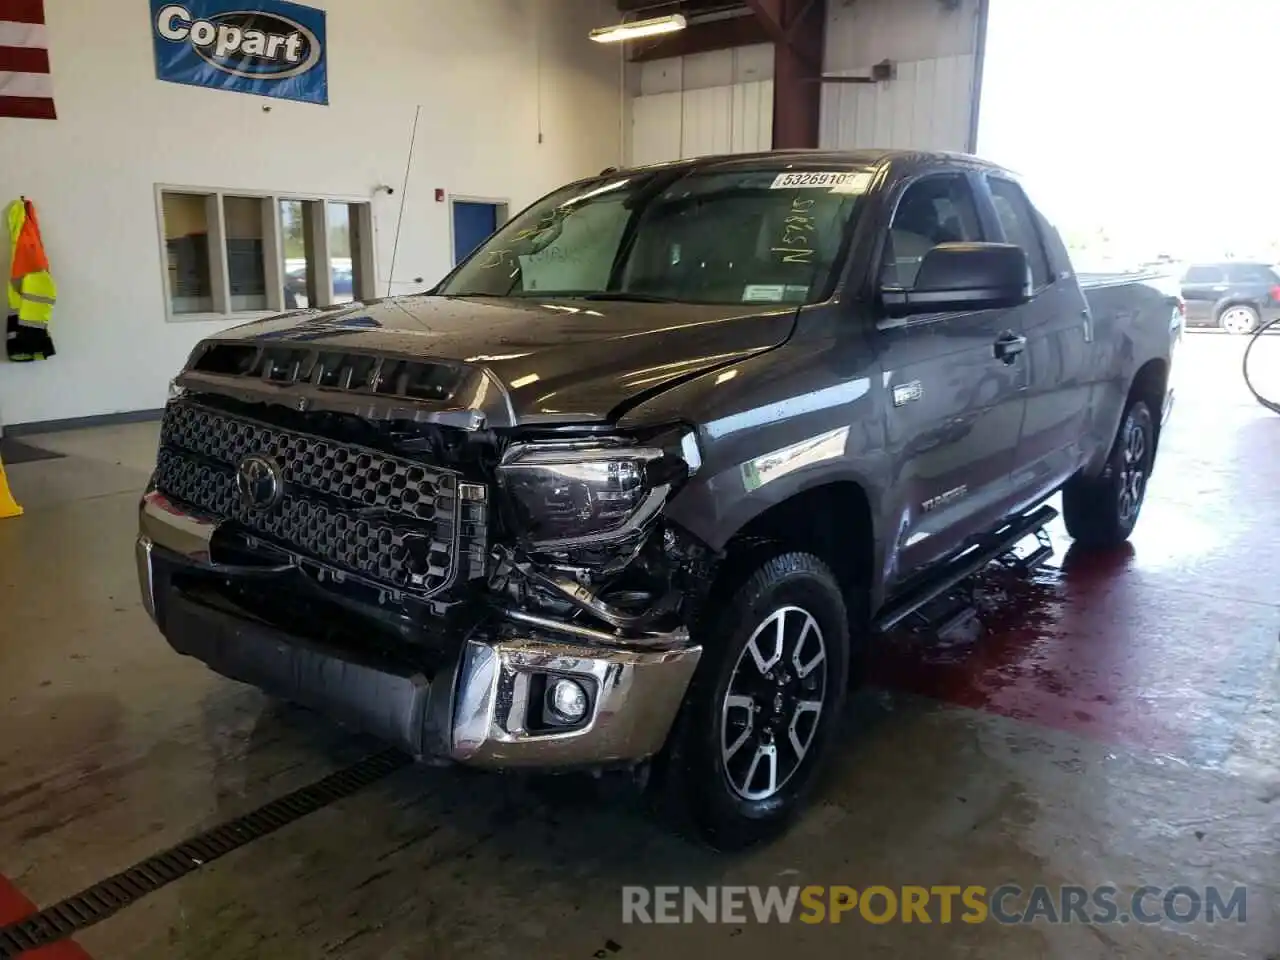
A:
[[137, 491, 700, 769]]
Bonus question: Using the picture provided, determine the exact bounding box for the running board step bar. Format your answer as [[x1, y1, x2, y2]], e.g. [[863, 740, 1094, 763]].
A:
[[996, 525, 1053, 573], [872, 504, 1058, 634]]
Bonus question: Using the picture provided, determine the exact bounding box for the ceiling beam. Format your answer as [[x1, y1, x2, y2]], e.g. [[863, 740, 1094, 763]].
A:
[[742, 0, 786, 43], [744, 0, 822, 68], [628, 13, 771, 61]]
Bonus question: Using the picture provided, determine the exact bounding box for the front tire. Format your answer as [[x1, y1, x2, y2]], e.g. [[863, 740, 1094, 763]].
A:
[[1063, 400, 1155, 548], [1219, 304, 1260, 335], [655, 552, 851, 850]]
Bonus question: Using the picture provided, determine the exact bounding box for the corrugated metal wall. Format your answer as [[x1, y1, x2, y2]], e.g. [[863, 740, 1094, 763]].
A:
[[627, 44, 774, 166], [820, 0, 983, 153], [625, 0, 983, 165]]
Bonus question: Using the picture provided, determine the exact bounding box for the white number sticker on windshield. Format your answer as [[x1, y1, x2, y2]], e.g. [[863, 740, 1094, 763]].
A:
[[769, 171, 872, 193]]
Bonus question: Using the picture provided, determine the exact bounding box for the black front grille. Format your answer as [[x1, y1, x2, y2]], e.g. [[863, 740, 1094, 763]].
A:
[[191, 343, 467, 403], [155, 400, 484, 596]]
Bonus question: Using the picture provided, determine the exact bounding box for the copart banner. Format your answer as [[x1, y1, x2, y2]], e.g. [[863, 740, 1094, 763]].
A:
[[151, 0, 328, 105]]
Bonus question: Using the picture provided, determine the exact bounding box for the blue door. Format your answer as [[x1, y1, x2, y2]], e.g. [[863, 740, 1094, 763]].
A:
[[452, 201, 499, 265]]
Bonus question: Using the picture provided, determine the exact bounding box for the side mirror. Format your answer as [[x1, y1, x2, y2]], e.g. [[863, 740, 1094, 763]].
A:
[[882, 242, 1032, 316]]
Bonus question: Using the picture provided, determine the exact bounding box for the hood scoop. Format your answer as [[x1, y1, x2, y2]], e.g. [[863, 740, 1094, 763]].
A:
[[179, 342, 517, 430]]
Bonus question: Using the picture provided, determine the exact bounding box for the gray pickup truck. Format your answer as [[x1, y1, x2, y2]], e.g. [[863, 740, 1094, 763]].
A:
[[137, 149, 1179, 848]]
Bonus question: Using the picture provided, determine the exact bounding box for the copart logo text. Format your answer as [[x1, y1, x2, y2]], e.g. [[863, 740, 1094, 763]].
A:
[[154, 4, 321, 80]]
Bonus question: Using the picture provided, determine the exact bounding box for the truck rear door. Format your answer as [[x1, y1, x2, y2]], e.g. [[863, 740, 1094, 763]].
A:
[[977, 174, 1095, 504]]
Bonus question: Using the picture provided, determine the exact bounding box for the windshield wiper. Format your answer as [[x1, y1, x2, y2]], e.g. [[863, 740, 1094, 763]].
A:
[[573, 292, 680, 304]]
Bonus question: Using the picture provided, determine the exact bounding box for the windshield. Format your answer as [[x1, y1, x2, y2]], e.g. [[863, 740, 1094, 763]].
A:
[[437, 167, 873, 306]]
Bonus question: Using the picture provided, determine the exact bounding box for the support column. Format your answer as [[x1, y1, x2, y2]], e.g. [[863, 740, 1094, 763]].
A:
[[749, 0, 826, 149]]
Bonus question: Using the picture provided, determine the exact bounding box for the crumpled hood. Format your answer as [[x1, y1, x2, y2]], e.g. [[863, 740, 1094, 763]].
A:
[[197, 294, 798, 425]]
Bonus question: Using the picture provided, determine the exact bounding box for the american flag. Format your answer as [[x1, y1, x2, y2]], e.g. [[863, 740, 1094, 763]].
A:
[[0, 0, 53, 120]]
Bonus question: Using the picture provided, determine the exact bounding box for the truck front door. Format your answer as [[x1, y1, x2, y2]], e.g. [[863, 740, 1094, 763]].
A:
[[874, 171, 1029, 583]]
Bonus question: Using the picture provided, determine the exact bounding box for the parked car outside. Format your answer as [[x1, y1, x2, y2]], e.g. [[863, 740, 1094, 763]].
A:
[[1179, 261, 1280, 334], [283, 259, 355, 309]]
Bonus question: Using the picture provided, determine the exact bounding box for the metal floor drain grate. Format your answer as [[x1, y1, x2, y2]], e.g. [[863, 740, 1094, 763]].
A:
[[0, 749, 410, 958]]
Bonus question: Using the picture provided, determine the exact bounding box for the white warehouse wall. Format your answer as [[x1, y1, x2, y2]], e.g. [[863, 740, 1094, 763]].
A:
[[0, 0, 623, 428], [820, 0, 983, 153], [626, 43, 774, 166]]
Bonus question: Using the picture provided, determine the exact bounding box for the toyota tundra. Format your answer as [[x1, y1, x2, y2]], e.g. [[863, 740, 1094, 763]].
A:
[[137, 149, 1178, 849]]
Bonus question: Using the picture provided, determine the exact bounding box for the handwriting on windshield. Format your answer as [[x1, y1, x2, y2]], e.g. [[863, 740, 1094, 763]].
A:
[[477, 209, 565, 269], [771, 196, 817, 265]]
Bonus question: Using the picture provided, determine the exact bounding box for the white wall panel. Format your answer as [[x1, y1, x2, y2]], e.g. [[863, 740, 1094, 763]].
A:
[[824, 0, 980, 70], [820, 0, 982, 154], [630, 92, 684, 167], [628, 44, 774, 165], [684, 49, 736, 89], [681, 86, 735, 157], [733, 44, 775, 84], [638, 57, 685, 96], [821, 54, 974, 152], [731, 81, 774, 154], [630, 79, 773, 163]]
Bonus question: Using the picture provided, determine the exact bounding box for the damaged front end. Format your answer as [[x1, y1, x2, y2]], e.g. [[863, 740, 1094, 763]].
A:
[[137, 370, 718, 771], [488, 429, 717, 650]]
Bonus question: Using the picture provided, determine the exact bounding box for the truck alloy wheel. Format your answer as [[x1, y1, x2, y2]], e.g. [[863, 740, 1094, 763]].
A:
[[1219, 305, 1259, 335], [720, 605, 827, 801], [1062, 400, 1155, 548], [654, 552, 851, 850], [1116, 415, 1148, 525]]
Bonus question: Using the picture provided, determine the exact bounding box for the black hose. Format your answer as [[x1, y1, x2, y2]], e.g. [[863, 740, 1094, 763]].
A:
[[1242, 316, 1280, 414]]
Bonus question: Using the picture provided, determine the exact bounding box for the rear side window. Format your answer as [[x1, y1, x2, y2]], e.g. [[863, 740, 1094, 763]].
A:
[[882, 174, 984, 288], [988, 178, 1051, 289], [1183, 265, 1224, 283], [1226, 263, 1280, 283]]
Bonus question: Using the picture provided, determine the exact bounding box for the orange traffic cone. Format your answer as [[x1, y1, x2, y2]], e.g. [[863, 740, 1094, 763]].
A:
[[0, 457, 23, 518]]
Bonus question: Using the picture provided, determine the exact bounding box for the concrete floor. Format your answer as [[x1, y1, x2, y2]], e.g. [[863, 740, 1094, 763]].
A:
[[1, 333, 1277, 959]]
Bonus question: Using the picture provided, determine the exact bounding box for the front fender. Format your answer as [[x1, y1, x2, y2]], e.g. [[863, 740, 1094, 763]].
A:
[[618, 331, 889, 557], [667, 444, 886, 557]]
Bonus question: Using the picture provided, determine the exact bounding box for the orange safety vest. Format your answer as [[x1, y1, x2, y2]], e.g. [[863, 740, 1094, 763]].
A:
[[7, 198, 56, 327]]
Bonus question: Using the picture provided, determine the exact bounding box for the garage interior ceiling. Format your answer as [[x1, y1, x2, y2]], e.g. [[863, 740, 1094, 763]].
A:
[[615, 0, 854, 149], [612, 1, 771, 60], [614, 0, 752, 15], [614, 0, 889, 83]]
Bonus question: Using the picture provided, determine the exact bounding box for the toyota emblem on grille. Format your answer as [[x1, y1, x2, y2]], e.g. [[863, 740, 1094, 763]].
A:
[[236, 455, 284, 510]]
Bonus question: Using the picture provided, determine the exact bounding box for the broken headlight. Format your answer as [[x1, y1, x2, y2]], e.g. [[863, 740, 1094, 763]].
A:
[[497, 440, 691, 549]]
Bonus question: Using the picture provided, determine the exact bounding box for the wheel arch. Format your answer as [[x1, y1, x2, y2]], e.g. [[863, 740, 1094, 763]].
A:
[[1128, 356, 1169, 466], [1215, 299, 1262, 325], [706, 479, 880, 624]]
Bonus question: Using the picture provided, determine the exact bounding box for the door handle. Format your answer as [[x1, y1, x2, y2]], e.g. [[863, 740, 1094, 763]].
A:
[[993, 331, 1026, 364]]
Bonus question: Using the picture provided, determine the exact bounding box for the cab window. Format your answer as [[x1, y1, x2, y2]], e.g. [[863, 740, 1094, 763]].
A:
[[881, 174, 984, 288], [988, 177, 1052, 289]]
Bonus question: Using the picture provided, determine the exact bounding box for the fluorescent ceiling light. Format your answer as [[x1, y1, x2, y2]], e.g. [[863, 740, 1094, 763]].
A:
[[589, 14, 687, 43]]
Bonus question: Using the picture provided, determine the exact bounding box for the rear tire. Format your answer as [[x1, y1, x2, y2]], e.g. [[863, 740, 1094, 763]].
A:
[[1218, 304, 1260, 335], [652, 552, 851, 851], [1063, 400, 1155, 548]]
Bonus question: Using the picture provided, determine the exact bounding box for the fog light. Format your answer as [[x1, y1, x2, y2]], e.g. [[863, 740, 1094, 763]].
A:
[[547, 678, 589, 724]]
